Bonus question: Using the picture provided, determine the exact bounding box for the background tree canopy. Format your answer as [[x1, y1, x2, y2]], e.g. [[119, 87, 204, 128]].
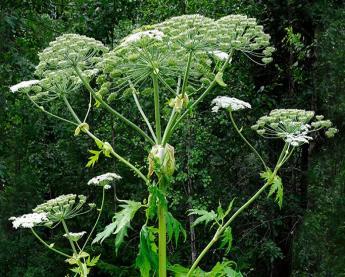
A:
[[0, 0, 344, 276]]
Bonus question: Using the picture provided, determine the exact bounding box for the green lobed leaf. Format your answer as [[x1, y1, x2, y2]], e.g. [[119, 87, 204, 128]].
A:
[[135, 226, 158, 277], [92, 200, 142, 254], [86, 149, 102, 167], [260, 170, 284, 208], [220, 227, 233, 255], [166, 212, 187, 246], [188, 208, 217, 227]]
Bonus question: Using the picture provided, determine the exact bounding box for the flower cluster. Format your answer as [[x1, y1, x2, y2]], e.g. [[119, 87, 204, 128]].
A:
[[252, 109, 337, 146], [10, 80, 40, 93], [63, 231, 86, 242], [88, 172, 122, 188], [33, 194, 90, 224], [9, 213, 48, 229], [211, 96, 251, 112], [120, 30, 165, 46]]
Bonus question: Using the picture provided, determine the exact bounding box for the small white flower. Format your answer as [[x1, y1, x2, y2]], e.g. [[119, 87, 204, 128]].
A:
[[121, 30, 164, 45], [88, 172, 122, 186], [9, 212, 48, 229], [209, 50, 230, 61], [104, 184, 111, 190], [211, 96, 251, 113], [10, 80, 40, 93], [63, 231, 86, 242]]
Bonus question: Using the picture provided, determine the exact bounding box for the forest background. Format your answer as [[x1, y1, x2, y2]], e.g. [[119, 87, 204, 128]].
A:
[[0, 0, 344, 276]]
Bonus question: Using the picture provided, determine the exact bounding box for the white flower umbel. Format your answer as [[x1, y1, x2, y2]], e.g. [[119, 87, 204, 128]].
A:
[[211, 96, 251, 113], [63, 231, 86, 242], [285, 133, 313, 147], [88, 172, 122, 187], [121, 30, 164, 45], [9, 212, 48, 229], [10, 80, 40, 93], [209, 50, 230, 62]]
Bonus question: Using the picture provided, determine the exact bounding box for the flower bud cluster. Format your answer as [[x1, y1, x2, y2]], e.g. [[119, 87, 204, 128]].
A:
[[33, 194, 89, 223], [252, 109, 337, 146], [214, 15, 275, 63], [96, 14, 273, 103], [35, 34, 108, 78]]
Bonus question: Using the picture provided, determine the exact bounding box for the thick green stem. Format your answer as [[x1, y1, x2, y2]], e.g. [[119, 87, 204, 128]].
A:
[[187, 144, 288, 276], [161, 109, 177, 146], [158, 177, 167, 277], [229, 111, 268, 170], [73, 65, 154, 145], [152, 74, 162, 143], [62, 96, 82, 124], [31, 228, 70, 258]]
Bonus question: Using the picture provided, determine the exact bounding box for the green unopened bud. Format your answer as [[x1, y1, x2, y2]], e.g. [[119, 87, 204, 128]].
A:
[[102, 142, 113, 157], [148, 144, 175, 177], [262, 57, 273, 64], [257, 129, 265, 135]]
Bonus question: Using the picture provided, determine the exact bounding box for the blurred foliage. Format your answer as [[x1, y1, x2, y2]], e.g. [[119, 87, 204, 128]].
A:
[[0, 0, 344, 276]]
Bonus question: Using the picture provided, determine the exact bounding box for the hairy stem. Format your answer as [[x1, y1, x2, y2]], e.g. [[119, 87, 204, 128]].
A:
[[62, 95, 149, 184], [85, 129, 149, 183], [229, 111, 268, 170], [161, 109, 177, 146], [61, 219, 77, 254], [131, 86, 157, 143], [31, 228, 70, 258], [73, 65, 154, 145]]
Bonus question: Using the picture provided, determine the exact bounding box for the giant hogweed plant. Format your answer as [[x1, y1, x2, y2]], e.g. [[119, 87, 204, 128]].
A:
[[9, 14, 337, 276]]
